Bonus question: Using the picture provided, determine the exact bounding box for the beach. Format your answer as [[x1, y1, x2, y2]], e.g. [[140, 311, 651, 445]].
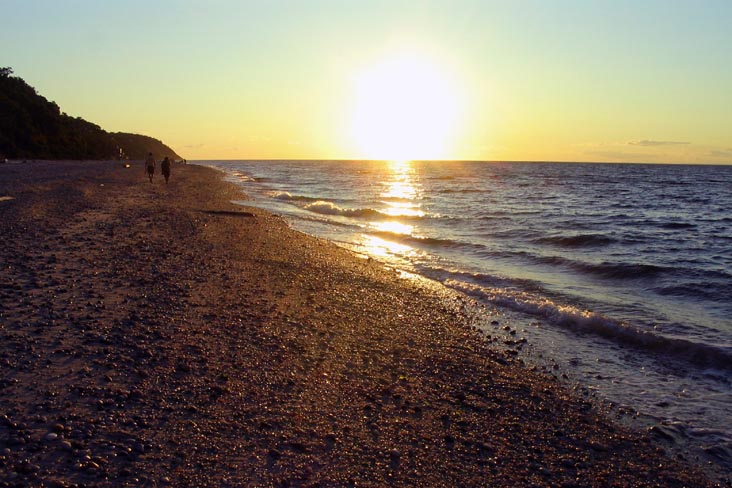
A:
[[0, 161, 716, 487]]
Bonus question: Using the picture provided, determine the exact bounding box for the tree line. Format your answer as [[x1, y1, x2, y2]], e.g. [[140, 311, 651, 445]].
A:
[[0, 67, 180, 160]]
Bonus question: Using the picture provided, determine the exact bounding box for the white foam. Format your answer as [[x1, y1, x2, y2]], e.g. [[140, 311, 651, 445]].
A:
[[303, 201, 384, 219], [271, 191, 294, 200], [443, 279, 732, 370]]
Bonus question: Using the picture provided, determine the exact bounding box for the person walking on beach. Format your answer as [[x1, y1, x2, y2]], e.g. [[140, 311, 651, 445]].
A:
[[161, 156, 171, 184], [145, 152, 155, 183]]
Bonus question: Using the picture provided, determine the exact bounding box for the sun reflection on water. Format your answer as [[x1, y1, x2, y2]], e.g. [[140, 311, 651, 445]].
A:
[[380, 160, 424, 217], [361, 160, 422, 258], [372, 220, 414, 235], [359, 234, 413, 258]]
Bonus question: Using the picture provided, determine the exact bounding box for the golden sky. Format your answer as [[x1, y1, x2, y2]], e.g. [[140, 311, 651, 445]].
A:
[[2, 0, 731, 163]]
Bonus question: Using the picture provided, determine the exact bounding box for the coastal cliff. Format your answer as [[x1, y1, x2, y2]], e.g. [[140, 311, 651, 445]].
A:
[[0, 67, 180, 161]]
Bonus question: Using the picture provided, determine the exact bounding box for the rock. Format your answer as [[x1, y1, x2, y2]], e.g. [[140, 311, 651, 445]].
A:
[[267, 449, 281, 463]]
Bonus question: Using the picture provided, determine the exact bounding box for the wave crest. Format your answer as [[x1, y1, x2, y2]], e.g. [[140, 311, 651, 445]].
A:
[[304, 201, 386, 219], [445, 279, 732, 370], [270, 191, 318, 202]]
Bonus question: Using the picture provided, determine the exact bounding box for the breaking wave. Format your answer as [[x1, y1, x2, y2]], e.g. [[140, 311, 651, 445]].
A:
[[444, 279, 732, 370], [269, 191, 319, 202], [302, 201, 428, 220], [303, 201, 388, 219]]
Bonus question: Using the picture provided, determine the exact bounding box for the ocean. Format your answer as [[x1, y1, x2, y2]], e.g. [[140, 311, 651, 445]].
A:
[[198, 160, 732, 475]]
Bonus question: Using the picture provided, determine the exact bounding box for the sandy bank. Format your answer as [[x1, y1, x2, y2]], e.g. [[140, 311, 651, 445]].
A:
[[0, 161, 716, 487]]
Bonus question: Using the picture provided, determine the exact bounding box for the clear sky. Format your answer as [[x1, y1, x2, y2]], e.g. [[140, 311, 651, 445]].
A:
[[1, 0, 730, 163]]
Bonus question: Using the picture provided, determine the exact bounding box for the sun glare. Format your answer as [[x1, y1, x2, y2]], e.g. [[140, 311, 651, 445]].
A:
[[350, 51, 463, 161]]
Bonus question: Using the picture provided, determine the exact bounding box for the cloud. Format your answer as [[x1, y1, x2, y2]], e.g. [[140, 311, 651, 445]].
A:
[[709, 149, 732, 158], [184, 143, 205, 149], [628, 140, 690, 147]]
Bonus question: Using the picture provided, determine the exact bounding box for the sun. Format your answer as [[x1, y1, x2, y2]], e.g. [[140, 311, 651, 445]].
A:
[[350, 51, 463, 161]]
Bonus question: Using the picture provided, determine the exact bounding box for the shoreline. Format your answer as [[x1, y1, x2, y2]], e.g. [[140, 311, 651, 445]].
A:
[[0, 161, 718, 486], [210, 159, 732, 482]]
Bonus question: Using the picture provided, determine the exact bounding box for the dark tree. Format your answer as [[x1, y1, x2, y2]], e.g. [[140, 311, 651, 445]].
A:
[[0, 68, 181, 160]]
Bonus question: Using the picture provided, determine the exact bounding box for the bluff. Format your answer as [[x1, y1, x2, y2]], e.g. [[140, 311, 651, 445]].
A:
[[0, 67, 180, 161]]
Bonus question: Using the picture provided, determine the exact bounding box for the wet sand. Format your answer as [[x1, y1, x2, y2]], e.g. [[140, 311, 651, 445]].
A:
[[0, 161, 716, 487]]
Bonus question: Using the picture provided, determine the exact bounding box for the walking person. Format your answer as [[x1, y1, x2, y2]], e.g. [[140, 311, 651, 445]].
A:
[[145, 152, 155, 183], [161, 156, 171, 184]]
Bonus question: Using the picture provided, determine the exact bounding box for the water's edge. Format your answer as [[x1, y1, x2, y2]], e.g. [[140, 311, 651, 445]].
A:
[[199, 160, 732, 482]]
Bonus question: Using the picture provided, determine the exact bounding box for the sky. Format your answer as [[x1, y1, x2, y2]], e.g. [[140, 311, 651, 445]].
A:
[[1, 0, 731, 163]]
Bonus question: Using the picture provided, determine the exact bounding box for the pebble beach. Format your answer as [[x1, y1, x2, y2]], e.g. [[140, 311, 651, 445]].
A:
[[0, 161, 717, 487]]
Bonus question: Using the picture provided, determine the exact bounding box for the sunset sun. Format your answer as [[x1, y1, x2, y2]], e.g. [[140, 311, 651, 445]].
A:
[[350, 51, 463, 161]]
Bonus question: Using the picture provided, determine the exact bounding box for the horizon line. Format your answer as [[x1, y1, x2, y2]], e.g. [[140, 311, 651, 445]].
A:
[[186, 158, 732, 166]]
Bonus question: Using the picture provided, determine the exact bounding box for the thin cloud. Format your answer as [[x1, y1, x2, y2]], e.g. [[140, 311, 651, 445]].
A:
[[628, 140, 690, 147], [709, 149, 732, 158], [585, 150, 650, 161]]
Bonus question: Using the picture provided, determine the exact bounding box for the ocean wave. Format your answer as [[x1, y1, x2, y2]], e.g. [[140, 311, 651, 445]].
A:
[[444, 280, 732, 370], [367, 231, 479, 250], [653, 281, 732, 303], [227, 171, 256, 182], [303, 201, 387, 219], [269, 191, 319, 202], [301, 200, 431, 221], [574, 260, 667, 280], [534, 234, 616, 248], [535, 255, 667, 280], [416, 266, 547, 294]]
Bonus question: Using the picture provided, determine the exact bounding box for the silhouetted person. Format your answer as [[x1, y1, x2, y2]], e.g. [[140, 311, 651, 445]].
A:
[[145, 152, 155, 183], [161, 156, 171, 184]]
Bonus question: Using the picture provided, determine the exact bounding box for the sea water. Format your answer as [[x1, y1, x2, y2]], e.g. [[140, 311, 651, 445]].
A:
[[198, 160, 732, 475]]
